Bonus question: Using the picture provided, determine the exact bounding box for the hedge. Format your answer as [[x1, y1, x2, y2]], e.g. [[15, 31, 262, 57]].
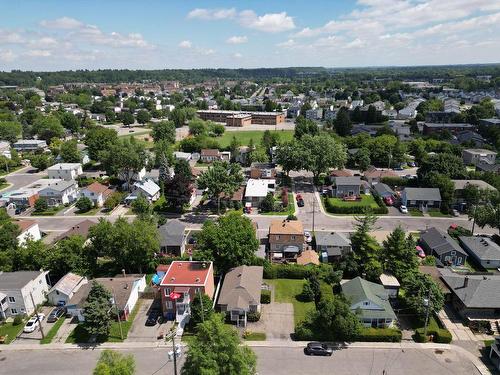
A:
[[264, 263, 314, 279], [323, 197, 388, 215], [247, 312, 261, 322], [414, 327, 452, 343], [356, 328, 402, 342], [260, 290, 271, 304]]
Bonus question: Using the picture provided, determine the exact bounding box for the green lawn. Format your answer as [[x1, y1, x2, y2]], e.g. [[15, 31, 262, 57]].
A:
[[41, 317, 66, 344], [326, 195, 379, 209], [428, 210, 452, 218], [261, 193, 295, 216], [32, 206, 65, 216], [0, 320, 25, 344], [214, 130, 294, 148], [243, 331, 266, 341], [75, 207, 100, 216], [409, 209, 424, 217], [65, 324, 91, 344], [266, 279, 333, 325]]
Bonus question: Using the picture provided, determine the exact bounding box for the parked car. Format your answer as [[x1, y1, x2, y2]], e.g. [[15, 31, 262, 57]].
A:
[[145, 309, 161, 326], [383, 196, 394, 206], [304, 342, 333, 356], [399, 205, 408, 214], [415, 246, 426, 258], [304, 231, 312, 243], [295, 194, 303, 202], [452, 209, 460, 217], [47, 307, 65, 323], [23, 313, 45, 333], [297, 199, 304, 207]]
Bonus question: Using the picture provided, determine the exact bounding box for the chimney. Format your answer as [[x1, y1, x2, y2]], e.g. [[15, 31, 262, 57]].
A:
[[463, 276, 469, 288]]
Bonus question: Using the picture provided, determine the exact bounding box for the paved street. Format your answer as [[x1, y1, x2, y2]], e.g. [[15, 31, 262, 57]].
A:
[[2, 166, 45, 192], [0, 346, 482, 375]]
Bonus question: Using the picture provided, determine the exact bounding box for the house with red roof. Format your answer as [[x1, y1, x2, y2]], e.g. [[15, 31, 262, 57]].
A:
[[158, 261, 214, 323], [80, 182, 113, 207]]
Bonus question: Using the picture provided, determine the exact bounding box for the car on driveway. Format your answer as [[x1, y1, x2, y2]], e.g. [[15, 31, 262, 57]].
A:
[[304, 231, 312, 243], [304, 342, 333, 356], [297, 199, 304, 207], [47, 307, 65, 323], [23, 313, 45, 333], [145, 309, 161, 326], [383, 196, 394, 206], [399, 205, 408, 214]]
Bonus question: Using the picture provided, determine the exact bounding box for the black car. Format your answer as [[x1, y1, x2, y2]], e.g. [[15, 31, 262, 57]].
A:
[[145, 310, 161, 326], [304, 342, 334, 356], [47, 307, 65, 323], [297, 199, 304, 207]]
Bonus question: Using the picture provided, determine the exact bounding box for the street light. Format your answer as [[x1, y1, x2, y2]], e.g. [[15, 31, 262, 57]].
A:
[[165, 327, 181, 375]]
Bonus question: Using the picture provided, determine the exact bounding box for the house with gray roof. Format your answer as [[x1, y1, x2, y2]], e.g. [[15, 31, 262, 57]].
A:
[[331, 177, 365, 198], [372, 183, 395, 199], [315, 231, 352, 262], [419, 227, 467, 266], [341, 277, 396, 328], [462, 148, 497, 166], [458, 236, 500, 269], [476, 161, 500, 174], [440, 268, 500, 319], [158, 219, 186, 256], [38, 180, 79, 206], [47, 272, 88, 306], [217, 266, 263, 327], [401, 187, 441, 211], [452, 180, 497, 210]]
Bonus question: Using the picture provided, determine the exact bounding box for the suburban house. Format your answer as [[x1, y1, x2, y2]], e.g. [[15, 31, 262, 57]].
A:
[[158, 261, 215, 324], [47, 272, 88, 306], [244, 179, 276, 208], [250, 163, 276, 179], [331, 177, 365, 198], [476, 161, 500, 174], [379, 273, 400, 299], [462, 149, 497, 166], [458, 236, 500, 269], [217, 265, 263, 327], [268, 219, 304, 262], [329, 169, 353, 179], [341, 277, 396, 328], [296, 250, 320, 266], [0, 270, 49, 319], [12, 139, 48, 152], [47, 163, 83, 181], [8, 189, 39, 209], [401, 187, 441, 211], [118, 167, 146, 183], [125, 179, 160, 203], [55, 219, 95, 243], [200, 149, 230, 163], [363, 167, 398, 185], [372, 183, 395, 199], [439, 268, 500, 320], [16, 219, 41, 246], [173, 151, 192, 162], [158, 219, 186, 256], [419, 227, 468, 266], [80, 182, 113, 207], [452, 180, 496, 210], [39, 180, 79, 206], [315, 231, 352, 263]]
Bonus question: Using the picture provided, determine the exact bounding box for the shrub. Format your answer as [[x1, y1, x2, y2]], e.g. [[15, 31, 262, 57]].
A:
[[448, 225, 472, 239], [13, 315, 24, 326], [300, 281, 315, 302], [104, 192, 123, 211], [34, 197, 48, 212], [287, 214, 297, 220], [421, 256, 437, 266], [260, 290, 271, 304], [415, 327, 452, 343], [356, 328, 402, 342], [247, 312, 261, 322], [75, 197, 93, 212], [293, 324, 315, 341]]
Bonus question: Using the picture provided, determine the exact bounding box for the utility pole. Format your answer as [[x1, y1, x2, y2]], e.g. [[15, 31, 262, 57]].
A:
[[312, 195, 316, 233], [471, 204, 476, 235], [29, 292, 44, 339], [423, 288, 432, 338], [112, 289, 123, 340], [166, 327, 179, 375]]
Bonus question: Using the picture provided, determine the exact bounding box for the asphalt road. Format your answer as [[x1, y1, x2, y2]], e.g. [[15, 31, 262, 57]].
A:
[[0, 346, 481, 375], [2, 166, 45, 192]]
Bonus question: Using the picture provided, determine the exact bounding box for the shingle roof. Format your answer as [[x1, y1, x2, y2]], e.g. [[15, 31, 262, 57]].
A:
[[84, 182, 110, 194], [16, 219, 37, 232], [0, 271, 46, 290], [459, 236, 500, 262], [403, 187, 441, 201], [158, 219, 186, 248], [55, 219, 95, 242], [341, 277, 396, 319], [315, 231, 351, 249], [440, 268, 500, 308], [218, 266, 263, 311], [40, 180, 76, 192], [333, 176, 362, 186], [373, 183, 395, 196], [297, 250, 320, 265], [201, 149, 220, 157], [269, 220, 303, 235], [134, 179, 160, 197], [420, 227, 466, 257], [451, 180, 496, 191]]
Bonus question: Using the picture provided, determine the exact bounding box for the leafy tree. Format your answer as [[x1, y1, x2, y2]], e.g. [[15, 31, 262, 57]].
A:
[[197, 161, 243, 214], [355, 147, 371, 172], [190, 293, 214, 326], [195, 211, 258, 273], [402, 273, 444, 317], [59, 112, 80, 133], [418, 153, 467, 179], [60, 139, 81, 163], [308, 274, 322, 308], [44, 235, 91, 279], [76, 197, 94, 213], [365, 105, 378, 124], [259, 192, 275, 212], [84, 126, 118, 161], [104, 192, 123, 211], [369, 135, 397, 167], [12, 239, 47, 271], [182, 314, 257, 375], [136, 109, 150, 124], [294, 116, 319, 139], [121, 111, 135, 126], [334, 107, 352, 136], [169, 108, 187, 127], [261, 130, 279, 152], [151, 120, 176, 144], [275, 139, 304, 176], [93, 350, 135, 375], [470, 202, 500, 234], [164, 165, 194, 210], [83, 281, 112, 337], [34, 197, 48, 212], [300, 134, 347, 180], [350, 213, 382, 280], [189, 119, 207, 136], [248, 146, 269, 164], [382, 227, 418, 280], [33, 115, 65, 143], [0, 121, 22, 143], [131, 195, 151, 218], [300, 281, 315, 302]]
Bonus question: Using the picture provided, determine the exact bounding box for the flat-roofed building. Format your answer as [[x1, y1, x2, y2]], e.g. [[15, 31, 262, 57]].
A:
[[197, 110, 285, 125]]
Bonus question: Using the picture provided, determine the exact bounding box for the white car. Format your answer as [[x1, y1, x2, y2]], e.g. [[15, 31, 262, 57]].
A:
[[23, 313, 45, 333], [304, 231, 312, 243], [399, 205, 408, 214]]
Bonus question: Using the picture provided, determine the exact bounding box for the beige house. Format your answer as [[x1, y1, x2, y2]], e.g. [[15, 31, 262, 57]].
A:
[[268, 219, 304, 262]]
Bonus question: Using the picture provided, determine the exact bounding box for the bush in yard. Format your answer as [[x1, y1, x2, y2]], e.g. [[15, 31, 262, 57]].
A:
[[287, 214, 297, 220], [299, 281, 315, 302], [415, 327, 452, 343], [104, 192, 123, 211], [34, 197, 48, 212], [246, 312, 261, 322], [448, 225, 472, 239], [259, 192, 275, 212], [13, 315, 24, 326], [76, 197, 93, 212], [356, 328, 402, 342], [260, 290, 271, 304]]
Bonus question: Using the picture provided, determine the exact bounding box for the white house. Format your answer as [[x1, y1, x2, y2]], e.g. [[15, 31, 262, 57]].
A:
[[39, 180, 79, 206], [16, 220, 41, 246], [118, 167, 146, 183], [0, 141, 11, 159], [13, 139, 48, 152], [47, 273, 88, 306], [244, 179, 276, 207], [125, 178, 160, 203], [47, 163, 83, 181], [80, 182, 112, 207], [0, 271, 49, 319]]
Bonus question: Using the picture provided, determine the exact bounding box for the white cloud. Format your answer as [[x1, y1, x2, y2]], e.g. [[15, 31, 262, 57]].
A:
[[187, 8, 237, 20], [277, 39, 297, 48], [24, 49, 52, 57], [0, 49, 16, 62], [226, 35, 248, 44], [0, 30, 25, 44], [40, 16, 83, 29], [233, 52, 243, 58], [178, 40, 192, 49]]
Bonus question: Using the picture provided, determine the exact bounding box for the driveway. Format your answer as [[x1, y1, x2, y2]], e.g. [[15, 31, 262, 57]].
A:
[[13, 306, 53, 344], [126, 299, 173, 342]]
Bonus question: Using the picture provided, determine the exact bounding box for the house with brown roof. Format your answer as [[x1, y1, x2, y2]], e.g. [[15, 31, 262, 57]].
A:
[[55, 219, 95, 243], [363, 166, 398, 185], [297, 250, 320, 266], [217, 265, 263, 327], [200, 149, 230, 163], [268, 219, 304, 262], [80, 182, 113, 207], [330, 169, 353, 178]]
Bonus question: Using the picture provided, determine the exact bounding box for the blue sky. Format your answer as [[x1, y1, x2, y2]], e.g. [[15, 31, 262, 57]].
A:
[[1, 0, 499, 71]]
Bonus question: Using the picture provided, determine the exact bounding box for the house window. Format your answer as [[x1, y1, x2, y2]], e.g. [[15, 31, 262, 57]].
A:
[[458, 257, 462, 264], [11, 308, 17, 314], [364, 301, 369, 306], [276, 235, 280, 240], [165, 288, 171, 296], [166, 301, 173, 309], [451, 251, 456, 255], [56, 291, 60, 295], [291, 235, 296, 240], [8, 297, 15, 303]]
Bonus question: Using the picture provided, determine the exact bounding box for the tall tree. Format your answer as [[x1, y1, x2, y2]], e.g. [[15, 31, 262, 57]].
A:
[[151, 120, 176, 144], [294, 116, 319, 139], [59, 139, 81, 163], [300, 134, 347, 180], [59, 112, 80, 133], [275, 139, 304, 176], [190, 293, 214, 326], [136, 109, 151, 124], [0, 121, 22, 143], [382, 227, 418, 280], [93, 350, 135, 375], [334, 107, 352, 136], [350, 213, 382, 281], [355, 147, 371, 172], [182, 314, 257, 375], [84, 126, 118, 161], [417, 153, 467, 179], [33, 115, 65, 143], [402, 273, 444, 317], [83, 281, 112, 337]]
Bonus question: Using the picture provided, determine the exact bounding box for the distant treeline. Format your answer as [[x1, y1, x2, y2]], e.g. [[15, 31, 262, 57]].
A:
[[0, 64, 499, 87]]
